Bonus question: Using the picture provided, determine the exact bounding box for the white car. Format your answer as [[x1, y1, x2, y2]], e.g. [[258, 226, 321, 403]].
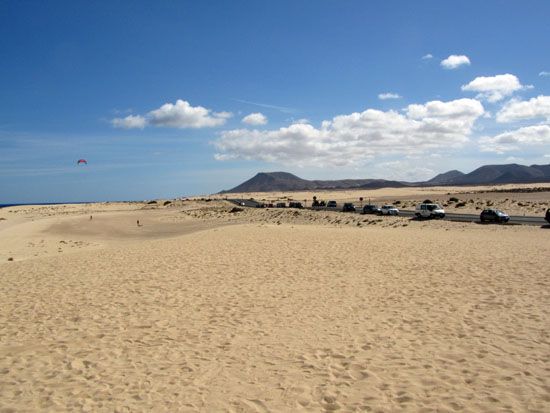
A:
[[380, 205, 399, 215], [415, 203, 445, 219]]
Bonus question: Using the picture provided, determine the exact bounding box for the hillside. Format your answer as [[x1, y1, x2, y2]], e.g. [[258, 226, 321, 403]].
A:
[[221, 163, 550, 193], [221, 172, 409, 193]]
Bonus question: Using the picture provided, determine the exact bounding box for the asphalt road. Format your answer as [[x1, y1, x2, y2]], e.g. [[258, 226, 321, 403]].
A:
[[227, 199, 548, 226], [398, 210, 546, 226]]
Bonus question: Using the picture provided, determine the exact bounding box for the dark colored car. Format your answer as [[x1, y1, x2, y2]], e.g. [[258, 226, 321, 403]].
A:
[[288, 202, 304, 209], [480, 209, 509, 223], [276, 202, 286, 208], [546, 208, 550, 224], [362, 204, 381, 214], [327, 200, 338, 208], [342, 203, 356, 212]]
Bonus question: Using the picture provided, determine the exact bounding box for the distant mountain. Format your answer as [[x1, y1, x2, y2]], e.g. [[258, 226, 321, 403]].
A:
[[220, 163, 550, 193], [439, 163, 550, 185], [220, 172, 408, 193], [426, 170, 465, 185], [225, 172, 315, 192]]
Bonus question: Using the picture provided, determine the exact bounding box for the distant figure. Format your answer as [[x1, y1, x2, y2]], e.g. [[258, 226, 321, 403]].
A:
[[90, 215, 92, 220], [137, 220, 140, 227]]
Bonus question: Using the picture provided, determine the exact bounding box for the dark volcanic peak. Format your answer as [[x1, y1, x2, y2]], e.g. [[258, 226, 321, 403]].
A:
[[222, 172, 409, 193], [223, 172, 314, 193], [220, 163, 550, 193], [452, 163, 550, 185], [530, 164, 550, 176], [358, 179, 408, 189], [426, 170, 465, 185]]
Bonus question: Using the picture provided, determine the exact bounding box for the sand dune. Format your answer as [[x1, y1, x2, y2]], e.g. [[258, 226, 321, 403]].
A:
[[1, 200, 549, 411]]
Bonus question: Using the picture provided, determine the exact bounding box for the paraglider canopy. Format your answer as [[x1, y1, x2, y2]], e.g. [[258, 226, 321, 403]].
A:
[[77, 159, 87, 165]]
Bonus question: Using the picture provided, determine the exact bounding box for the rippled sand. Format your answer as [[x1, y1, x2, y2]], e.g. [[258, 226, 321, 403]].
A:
[[1, 201, 549, 411]]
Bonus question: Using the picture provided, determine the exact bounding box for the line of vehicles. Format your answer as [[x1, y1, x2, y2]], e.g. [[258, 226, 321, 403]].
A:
[[245, 199, 550, 224]]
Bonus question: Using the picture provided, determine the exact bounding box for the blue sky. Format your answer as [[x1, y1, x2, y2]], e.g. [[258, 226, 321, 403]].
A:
[[1, 1, 549, 203]]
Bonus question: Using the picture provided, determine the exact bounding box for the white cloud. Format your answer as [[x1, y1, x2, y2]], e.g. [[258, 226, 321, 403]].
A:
[[422, 54, 433, 60], [440, 55, 471, 69], [505, 156, 524, 163], [111, 115, 147, 129], [375, 160, 435, 181], [214, 98, 485, 166], [378, 92, 402, 100], [242, 112, 268, 125], [539, 71, 550, 77], [148, 100, 231, 128], [496, 95, 550, 122], [461, 74, 530, 103], [479, 124, 550, 153], [111, 99, 231, 129]]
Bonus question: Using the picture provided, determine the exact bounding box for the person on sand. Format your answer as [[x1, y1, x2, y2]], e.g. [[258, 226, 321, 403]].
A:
[[90, 215, 92, 220], [137, 219, 140, 226]]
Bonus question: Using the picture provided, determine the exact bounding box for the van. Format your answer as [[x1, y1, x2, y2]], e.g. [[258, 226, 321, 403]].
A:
[[415, 203, 445, 219]]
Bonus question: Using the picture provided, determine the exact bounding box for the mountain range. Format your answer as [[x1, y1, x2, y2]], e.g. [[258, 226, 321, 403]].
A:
[[220, 163, 550, 193]]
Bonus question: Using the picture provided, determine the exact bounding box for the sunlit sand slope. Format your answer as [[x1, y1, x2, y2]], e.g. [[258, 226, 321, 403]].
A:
[[1, 223, 549, 411]]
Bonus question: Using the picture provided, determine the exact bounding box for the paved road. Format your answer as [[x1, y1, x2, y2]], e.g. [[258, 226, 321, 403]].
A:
[[397, 210, 546, 226], [227, 198, 262, 208], [227, 199, 548, 226]]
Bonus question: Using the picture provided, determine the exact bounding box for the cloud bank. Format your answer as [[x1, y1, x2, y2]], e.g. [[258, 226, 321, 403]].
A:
[[214, 98, 485, 166], [479, 124, 550, 153], [496, 95, 550, 122]]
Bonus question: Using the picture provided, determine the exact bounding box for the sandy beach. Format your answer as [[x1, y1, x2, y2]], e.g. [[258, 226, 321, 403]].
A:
[[1, 193, 549, 412]]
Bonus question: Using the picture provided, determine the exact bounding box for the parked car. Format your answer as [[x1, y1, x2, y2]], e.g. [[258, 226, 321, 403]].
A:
[[480, 209, 509, 223], [327, 200, 338, 208], [288, 202, 304, 209], [380, 205, 399, 215], [362, 204, 381, 214], [342, 203, 356, 212], [276, 202, 286, 208], [312, 200, 327, 207], [546, 208, 550, 224], [415, 203, 445, 219]]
